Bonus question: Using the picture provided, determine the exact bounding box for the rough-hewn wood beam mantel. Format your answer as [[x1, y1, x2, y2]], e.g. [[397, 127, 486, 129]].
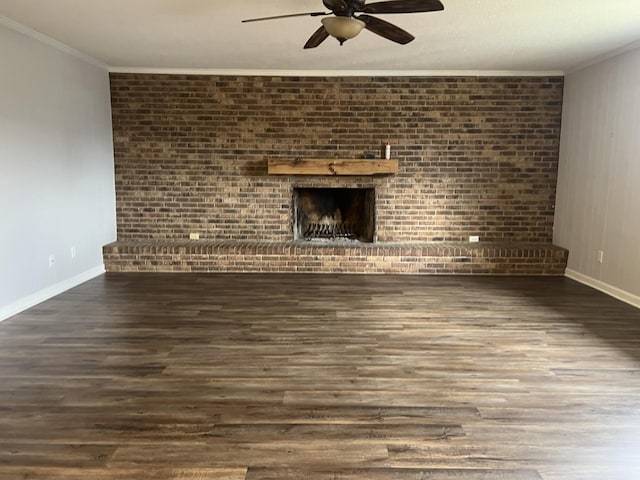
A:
[[267, 158, 399, 176]]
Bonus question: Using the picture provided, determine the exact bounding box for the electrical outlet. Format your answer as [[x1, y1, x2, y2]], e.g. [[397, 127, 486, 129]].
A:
[[48, 255, 55, 268], [189, 233, 200, 240], [597, 250, 604, 264], [70, 246, 76, 259], [469, 236, 480, 243]]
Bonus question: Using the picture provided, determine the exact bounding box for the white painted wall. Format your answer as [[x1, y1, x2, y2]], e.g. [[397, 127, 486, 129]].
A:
[[554, 45, 640, 307], [0, 21, 116, 320]]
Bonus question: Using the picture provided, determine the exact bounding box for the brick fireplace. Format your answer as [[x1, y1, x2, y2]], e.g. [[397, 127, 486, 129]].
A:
[[104, 74, 568, 275]]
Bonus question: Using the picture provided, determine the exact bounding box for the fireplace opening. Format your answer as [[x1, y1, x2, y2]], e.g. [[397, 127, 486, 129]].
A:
[[293, 188, 375, 243]]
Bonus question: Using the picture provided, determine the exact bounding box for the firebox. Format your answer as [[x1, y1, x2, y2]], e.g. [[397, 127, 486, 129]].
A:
[[293, 188, 375, 243]]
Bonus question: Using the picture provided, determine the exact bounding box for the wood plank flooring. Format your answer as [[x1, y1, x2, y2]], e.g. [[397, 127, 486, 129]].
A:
[[1, 273, 639, 479]]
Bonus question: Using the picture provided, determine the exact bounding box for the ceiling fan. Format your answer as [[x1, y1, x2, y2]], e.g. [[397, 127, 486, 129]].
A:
[[242, 0, 444, 49]]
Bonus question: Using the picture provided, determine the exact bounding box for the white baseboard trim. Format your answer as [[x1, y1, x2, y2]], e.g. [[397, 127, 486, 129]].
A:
[[565, 269, 640, 310], [0, 265, 106, 322]]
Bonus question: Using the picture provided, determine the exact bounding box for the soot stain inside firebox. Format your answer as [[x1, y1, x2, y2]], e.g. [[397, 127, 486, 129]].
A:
[[293, 188, 375, 243]]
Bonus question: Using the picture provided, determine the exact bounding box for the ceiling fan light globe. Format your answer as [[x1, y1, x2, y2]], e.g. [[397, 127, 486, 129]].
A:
[[321, 16, 366, 43]]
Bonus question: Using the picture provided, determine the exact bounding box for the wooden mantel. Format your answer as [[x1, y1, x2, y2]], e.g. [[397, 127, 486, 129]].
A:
[[268, 158, 398, 176]]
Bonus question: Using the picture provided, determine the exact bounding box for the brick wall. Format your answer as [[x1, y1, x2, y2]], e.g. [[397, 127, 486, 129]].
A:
[[110, 74, 563, 243]]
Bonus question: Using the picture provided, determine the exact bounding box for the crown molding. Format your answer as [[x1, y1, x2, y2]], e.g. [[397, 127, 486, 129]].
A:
[[568, 38, 640, 74], [108, 67, 565, 77], [0, 16, 108, 70]]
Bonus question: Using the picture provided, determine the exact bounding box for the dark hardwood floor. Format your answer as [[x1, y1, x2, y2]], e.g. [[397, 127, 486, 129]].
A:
[[1, 273, 639, 479]]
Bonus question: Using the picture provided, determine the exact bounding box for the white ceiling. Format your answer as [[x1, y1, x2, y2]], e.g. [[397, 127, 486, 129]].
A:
[[2, 0, 640, 74]]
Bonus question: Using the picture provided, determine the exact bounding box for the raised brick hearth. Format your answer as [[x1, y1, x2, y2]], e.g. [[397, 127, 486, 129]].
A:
[[103, 241, 568, 275]]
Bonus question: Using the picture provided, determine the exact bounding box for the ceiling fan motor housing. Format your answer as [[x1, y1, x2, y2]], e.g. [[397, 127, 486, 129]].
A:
[[323, 0, 367, 17]]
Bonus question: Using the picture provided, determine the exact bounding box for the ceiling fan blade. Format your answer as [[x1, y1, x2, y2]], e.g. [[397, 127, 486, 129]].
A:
[[242, 11, 328, 23], [304, 26, 331, 49], [358, 14, 415, 44], [361, 0, 444, 14]]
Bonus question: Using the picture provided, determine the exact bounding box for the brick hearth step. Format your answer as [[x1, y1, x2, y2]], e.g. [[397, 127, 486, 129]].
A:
[[103, 240, 568, 275]]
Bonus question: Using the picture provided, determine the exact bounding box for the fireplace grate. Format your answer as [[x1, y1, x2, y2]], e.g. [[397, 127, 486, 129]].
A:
[[303, 223, 358, 240]]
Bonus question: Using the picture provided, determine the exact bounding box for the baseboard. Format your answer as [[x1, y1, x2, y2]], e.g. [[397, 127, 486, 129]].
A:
[[0, 265, 106, 322], [565, 269, 640, 309]]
